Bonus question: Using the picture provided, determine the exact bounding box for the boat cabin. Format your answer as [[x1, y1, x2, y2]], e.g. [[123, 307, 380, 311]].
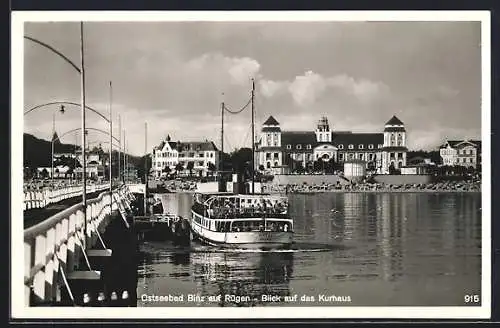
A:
[[191, 193, 293, 233]]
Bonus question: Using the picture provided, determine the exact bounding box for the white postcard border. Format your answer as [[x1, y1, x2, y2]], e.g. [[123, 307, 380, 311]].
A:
[[11, 10, 492, 320]]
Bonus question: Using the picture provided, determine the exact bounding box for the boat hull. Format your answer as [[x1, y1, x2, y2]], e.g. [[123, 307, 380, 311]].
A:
[[190, 211, 293, 250]]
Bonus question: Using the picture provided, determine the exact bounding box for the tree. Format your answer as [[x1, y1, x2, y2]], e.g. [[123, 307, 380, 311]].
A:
[[175, 162, 184, 175], [163, 165, 171, 176], [207, 162, 217, 176], [295, 162, 305, 174], [388, 163, 396, 175], [231, 148, 252, 175], [187, 161, 195, 177], [258, 164, 265, 171], [41, 168, 49, 179], [367, 161, 376, 171], [24, 167, 33, 180], [313, 160, 322, 172], [326, 158, 338, 174]]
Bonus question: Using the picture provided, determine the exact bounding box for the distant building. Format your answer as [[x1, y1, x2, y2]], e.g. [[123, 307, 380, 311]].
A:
[[401, 164, 430, 175], [439, 139, 481, 168], [74, 148, 106, 179], [152, 135, 219, 177], [256, 115, 408, 175]]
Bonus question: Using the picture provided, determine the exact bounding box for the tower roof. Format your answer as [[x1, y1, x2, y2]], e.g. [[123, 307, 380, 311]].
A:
[[263, 115, 279, 126], [385, 115, 404, 125], [52, 131, 61, 144]]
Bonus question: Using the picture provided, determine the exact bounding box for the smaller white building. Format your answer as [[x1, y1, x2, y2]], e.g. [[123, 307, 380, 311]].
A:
[[439, 139, 481, 168], [152, 135, 220, 178]]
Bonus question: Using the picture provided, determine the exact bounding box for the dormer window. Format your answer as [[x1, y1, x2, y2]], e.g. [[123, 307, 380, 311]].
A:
[[306, 144, 312, 149], [296, 144, 302, 150], [368, 144, 374, 149], [348, 144, 354, 149], [378, 144, 383, 149], [359, 144, 364, 149], [286, 145, 291, 149], [338, 144, 344, 149]]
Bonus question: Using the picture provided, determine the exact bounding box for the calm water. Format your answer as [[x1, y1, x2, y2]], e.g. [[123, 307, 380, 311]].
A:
[[137, 192, 482, 307]]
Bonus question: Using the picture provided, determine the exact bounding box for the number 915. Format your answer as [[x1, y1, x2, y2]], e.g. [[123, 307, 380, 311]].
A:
[[464, 294, 480, 303]]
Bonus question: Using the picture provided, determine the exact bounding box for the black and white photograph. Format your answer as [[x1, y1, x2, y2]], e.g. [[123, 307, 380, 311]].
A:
[[11, 11, 491, 319]]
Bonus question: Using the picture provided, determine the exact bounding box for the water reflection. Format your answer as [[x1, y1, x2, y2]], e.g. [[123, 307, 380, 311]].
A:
[[139, 192, 481, 306], [190, 250, 293, 306]]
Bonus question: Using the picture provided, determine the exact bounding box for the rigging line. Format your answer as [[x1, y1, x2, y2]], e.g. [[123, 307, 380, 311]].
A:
[[241, 122, 252, 149], [223, 96, 252, 114], [224, 134, 235, 154]]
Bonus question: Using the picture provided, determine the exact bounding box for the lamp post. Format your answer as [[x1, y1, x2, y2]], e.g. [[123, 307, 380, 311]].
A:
[[123, 129, 126, 183], [51, 105, 66, 189], [108, 81, 113, 213], [118, 114, 121, 185], [24, 22, 112, 249]]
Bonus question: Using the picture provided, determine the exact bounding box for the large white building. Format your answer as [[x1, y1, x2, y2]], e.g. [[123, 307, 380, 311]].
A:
[[256, 115, 408, 175], [152, 135, 219, 178], [439, 139, 481, 169]]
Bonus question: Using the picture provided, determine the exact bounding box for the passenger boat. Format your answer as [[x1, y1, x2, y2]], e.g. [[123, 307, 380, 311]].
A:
[[190, 192, 293, 249], [189, 80, 293, 249]]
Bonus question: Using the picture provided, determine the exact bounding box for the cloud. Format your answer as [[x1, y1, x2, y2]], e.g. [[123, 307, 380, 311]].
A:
[[258, 79, 289, 98], [288, 71, 328, 107], [259, 70, 389, 108], [186, 52, 260, 86]]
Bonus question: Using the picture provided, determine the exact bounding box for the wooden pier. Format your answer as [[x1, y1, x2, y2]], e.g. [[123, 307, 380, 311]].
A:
[[23, 183, 193, 307], [23, 183, 145, 307]]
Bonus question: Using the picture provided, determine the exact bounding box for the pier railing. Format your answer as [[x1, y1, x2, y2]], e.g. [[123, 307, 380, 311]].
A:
[[23, 183, 110, 211], [23, 184, 133, 306]]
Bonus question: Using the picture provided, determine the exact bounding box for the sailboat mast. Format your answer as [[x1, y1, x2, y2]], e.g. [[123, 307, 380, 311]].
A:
[[221, 98, 224, 179], [251, 78, 255, 195]]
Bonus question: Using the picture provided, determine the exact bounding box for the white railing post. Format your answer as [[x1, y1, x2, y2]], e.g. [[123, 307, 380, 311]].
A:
[[67, 213, 77, 272], [24, 241, 32, 306], [32, 235, 46, 303], [44, 227, 56, 301]]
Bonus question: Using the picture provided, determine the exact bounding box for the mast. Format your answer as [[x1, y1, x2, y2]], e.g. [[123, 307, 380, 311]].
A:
[[251, 78, 255, 195], [118, 114, 121, 184], [144, 122, 147, 215], [221, 97, 224, 176], [109, 81, 113, 213]]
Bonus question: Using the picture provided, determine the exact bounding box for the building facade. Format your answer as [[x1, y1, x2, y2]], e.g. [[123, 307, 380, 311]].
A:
[[256, 115, 408, 175], [152, 135, 219, 178], [439, 139, 481, 169]]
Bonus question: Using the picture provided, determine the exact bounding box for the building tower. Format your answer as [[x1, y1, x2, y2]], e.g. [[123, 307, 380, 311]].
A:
[[381, 115, 408, 174], [315, 116, 332, 143], [258, 116, 282, 172]]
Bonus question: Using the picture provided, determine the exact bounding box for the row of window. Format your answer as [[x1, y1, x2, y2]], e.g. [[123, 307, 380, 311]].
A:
[[155, 160, 216, 168], [156, 152, 176, 158], [158, 152, 214, 158], [445, 158, 475, 164], [264, 152, 378, 166], [441, 149, 476, 155], [284, 143, 383, 150], [336, 153, 376, 161], [265, 153, 280, 160], [459, 149, 475, 155], [389, 152, 404, 159]]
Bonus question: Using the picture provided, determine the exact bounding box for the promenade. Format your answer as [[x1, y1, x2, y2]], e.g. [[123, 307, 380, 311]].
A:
[[263, 180, 481, 194]]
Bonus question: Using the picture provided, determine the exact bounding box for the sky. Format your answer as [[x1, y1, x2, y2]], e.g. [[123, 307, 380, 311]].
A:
[[22, 20, 482, 156]]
